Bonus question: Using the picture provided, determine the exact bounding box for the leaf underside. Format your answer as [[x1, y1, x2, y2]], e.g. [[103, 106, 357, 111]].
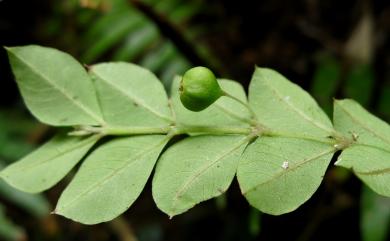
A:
[[153, 135, 248, 217], [334, 99, 390, 196], [249, 67, 334, 140], [0, 134, 99, 193], [1, 45, 389, 225], [238, 136, 334, 215], [91, 62, 172, 127], [6, 45, 104, 126], [55, 135, 169, 224]]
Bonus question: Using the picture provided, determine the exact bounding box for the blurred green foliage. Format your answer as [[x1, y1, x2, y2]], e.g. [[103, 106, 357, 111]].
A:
[[361, 186, 390, 241], [41, 0, 217, 89], [0, 110, 51, 241]]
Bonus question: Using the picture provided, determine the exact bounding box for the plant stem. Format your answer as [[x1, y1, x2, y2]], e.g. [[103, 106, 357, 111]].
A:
[[263, 130, 337, 145], [69, 125, 253, 137], [175, 125, 252, 135], [69, 123, 345, 147], [102, 126, 171, 135]]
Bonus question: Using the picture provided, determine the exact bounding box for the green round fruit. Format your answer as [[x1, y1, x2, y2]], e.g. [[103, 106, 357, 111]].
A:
[[180, 66, 223, 111]]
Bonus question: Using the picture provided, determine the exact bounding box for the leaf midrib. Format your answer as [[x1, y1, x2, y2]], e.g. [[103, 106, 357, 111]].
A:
[[256, 71, 334, 134], [10, 50, 104, 125], [353, 143, 390, 154], [243, 147, 335, 194], [356, 167, 390, 176], [344, 144, 390, 176], [336, 102, 390, 146], [172, 136, 249, 206], [1, 136, 98, 174], [93, 70, 173, 123], [57, 136, 168, 212]]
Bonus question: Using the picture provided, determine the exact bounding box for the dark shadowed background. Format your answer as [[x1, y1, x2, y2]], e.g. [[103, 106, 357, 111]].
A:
[[0, 0, 389, 241]]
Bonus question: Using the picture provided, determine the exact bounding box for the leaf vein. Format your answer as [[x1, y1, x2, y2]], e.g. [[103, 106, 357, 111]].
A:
[[356, 167, 390, 176], [58, 136, 168, 211], [337, 103, 390, 146], [93, 71, 173, 123], [257, 72, 333, 134], [243, 147, 335, 194], [11, 52, 105, 125], [172, 136, 249, 206], [6, 136, 98, 172]]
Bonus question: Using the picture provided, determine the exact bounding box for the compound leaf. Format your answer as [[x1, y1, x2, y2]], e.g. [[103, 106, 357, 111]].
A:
[[238, 136, 335, 215], [6, 45, 104, 126], [55, 135, 169, 224], [153, 135, 249, 217]]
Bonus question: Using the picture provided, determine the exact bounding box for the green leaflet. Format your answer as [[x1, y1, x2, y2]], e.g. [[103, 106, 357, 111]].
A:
[[250, 67, 334, 140], [6, 46, 104, 126], [153, 135, 249, 217], [238, 137, 335, 215], [171, 77, 251, 127], [55, 135, 169, 224], [91, 62, 173, 127], [334, 99, 390, 149], [334, 99, 390, 196], [339, 146, 390, 195], [0, 134, 99, 193]]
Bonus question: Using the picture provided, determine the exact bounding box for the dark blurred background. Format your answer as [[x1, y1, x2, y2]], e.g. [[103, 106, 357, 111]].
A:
[[0, 0, 389, 241]]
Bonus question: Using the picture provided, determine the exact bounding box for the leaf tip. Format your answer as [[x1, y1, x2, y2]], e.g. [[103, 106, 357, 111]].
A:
[[253, 66, 277, 79], [254, 65, 263, 72], [0, 170, 13, 185], [334, 156, 352, 169], [334, 98, 356, 106], [166, 210, 178, 220], [3, 46, 21, 55], [333, 98, 346, 109], [334, 157, 342, 166], [3, 46, 14, 55]]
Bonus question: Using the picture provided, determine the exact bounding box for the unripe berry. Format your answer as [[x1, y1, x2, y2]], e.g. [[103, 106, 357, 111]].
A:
[[180, 66, 223, 111]]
